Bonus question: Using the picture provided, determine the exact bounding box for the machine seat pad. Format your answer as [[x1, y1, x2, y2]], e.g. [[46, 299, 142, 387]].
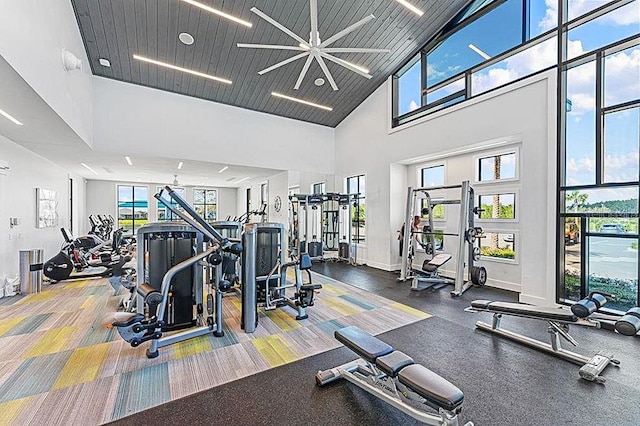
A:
[[398, 364, 464, 412], [301, 284, 322, 290], [471, 300, 578, 322], [423, 254, 452, 273], [376, 350, 414, 377], [137, 283, 163, 305], [335, 326, 393, 364], [299, 253, 313, 270], [112, 312, 144, 327]]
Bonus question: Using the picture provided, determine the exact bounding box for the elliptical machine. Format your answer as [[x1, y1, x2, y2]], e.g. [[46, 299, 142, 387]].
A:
[[43, 228, 132, 283]]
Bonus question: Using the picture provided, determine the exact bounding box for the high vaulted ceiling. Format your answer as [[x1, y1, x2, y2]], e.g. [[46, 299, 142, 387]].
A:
[[71, 0, 466, 127]]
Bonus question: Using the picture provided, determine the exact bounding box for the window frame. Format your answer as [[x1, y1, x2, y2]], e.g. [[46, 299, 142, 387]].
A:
[[476, 190, 519, 222], [116, 184, 149, 236], [474, 146, 521, 184], [193, 188, 219, 223], [156, 186, 185, 221], [477, 229, 519, 264], [346, 174, 366, 245]]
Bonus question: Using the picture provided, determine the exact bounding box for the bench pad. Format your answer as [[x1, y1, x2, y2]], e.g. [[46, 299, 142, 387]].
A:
[[471, 300, 578, 322], [335, 326, 393, 364], [376, 350, 414, 377], [398, 364, 464, 412], [422, 254, 452, 273]]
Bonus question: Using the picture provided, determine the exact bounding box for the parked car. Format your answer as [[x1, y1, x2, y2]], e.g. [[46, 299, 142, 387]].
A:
[[565, 222, 579, 244], [600, 223, 625, 234]]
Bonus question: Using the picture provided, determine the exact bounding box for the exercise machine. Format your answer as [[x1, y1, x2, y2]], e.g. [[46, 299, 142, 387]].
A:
[[464, 293, 636, 383], [44, 228, 132, 283], [399, 181, 486, 296], [316, 326, 473, 426], [241, 222, 321, 333], [111, 187, 240, 358], [289, 192, 359, 264], [211, 221, 243, 291]]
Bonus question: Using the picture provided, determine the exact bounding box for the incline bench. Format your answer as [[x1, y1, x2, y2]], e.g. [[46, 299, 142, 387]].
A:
[[465, 293, 633, 383], [316, 326, 473, 426]]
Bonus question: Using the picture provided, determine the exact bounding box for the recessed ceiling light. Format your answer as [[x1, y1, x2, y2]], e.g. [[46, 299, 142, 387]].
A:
[[314, 78, 325, 86], [179, 32, 195, 45], [218, 166, 229, 173], [125, 156, 133, 166], [468, 43, 491, 60], [0, 107, 23, 126], [179, 0, 252, 28], [271, 92, 333, 111], [395, 0, 424, 16], [236, 176, 251, 184], [133, 54, 232, 85], [80, 162, 99, 175], [177, 161, 184, 170], [99, 58, 111, 67]]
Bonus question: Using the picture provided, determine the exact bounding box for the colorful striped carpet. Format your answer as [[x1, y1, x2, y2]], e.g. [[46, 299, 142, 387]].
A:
[[0, 272, 430, 425]]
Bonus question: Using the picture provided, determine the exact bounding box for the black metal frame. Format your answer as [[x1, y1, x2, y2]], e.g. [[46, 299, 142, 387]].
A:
[[193, 188, 218, 223], [117, 184, 149, 235], [393, 0, 639, 311], [346, 175, 366, 244], [555, 1, 640, 311]]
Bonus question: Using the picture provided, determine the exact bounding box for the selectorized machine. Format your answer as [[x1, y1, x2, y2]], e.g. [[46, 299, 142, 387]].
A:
[[111, 187, 241, 358], [241, 222, 321, 333]]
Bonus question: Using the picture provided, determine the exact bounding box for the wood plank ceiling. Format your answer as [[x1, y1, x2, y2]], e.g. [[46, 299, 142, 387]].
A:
[[71, 0, 466, 127]]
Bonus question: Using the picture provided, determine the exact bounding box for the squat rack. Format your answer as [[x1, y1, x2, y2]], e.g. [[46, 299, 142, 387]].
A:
[[399, 181, 484, 296]]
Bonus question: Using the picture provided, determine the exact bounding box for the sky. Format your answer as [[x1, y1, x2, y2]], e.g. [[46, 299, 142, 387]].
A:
[[398, 0, 639, 203]]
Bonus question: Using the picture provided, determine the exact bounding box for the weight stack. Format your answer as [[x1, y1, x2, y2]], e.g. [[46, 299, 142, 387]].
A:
[[339, 242, 349, 259], [308, 241, 323, 258]]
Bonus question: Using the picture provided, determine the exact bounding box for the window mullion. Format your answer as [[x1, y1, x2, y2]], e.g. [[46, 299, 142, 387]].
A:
[[595, 51, 604, 185]]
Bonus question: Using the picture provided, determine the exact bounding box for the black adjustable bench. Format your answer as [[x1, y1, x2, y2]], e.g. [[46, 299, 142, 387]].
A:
[[467, 296, 622, 383], [317, 326, 472, 425]]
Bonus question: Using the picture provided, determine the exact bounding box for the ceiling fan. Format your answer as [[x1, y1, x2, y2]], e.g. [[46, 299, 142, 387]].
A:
[[172, 174, 179, 186], [237, 0, 389, 91]]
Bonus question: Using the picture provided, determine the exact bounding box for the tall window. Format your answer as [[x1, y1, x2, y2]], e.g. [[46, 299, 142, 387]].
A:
[[421, 164, 446, 219], [558, 1, 640, 313], [346, 175, 366, 243], [392, 0, 561, 126], [246, 188, 251, 216], [194, 189, 218, 223], [312, 182, 325, 194], [117, 185, 148, 236], [156, 186, 185, 221]]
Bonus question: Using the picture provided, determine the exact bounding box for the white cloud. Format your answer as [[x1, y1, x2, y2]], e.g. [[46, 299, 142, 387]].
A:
[[539, 0, 558, 31], [409, 100, 419, 111], [604, 48, 640, 106], [604, 152, 640, 182]]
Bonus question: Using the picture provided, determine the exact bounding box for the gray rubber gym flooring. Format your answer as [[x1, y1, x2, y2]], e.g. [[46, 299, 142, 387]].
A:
[[111, 263, 640, 426]]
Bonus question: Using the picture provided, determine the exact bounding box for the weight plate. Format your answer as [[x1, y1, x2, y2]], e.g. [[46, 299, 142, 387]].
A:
[[207, 293, 214, 315]]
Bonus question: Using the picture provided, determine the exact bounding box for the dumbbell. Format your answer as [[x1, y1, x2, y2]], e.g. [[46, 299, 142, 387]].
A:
[[615, 307, 640, 336], [571, 293, 607, 318]]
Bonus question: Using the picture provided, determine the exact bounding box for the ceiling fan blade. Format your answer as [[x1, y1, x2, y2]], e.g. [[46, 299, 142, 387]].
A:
[[310, 0, 319, 46], [237, 43, 307, 51], [322, 47, 390, 53], [294, 54, 315, 90], [319, 15, 375, 48], [320, 52, 372, 79], [258, 52, 309, 75], [250, 7, 307, 45], [315, 53, 338, 91]]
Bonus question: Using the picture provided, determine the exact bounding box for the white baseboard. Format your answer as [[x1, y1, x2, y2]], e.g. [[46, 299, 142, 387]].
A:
[[363, 260, 396, 271], [519, 293, 551, 306], [485, 279, 521, 293]]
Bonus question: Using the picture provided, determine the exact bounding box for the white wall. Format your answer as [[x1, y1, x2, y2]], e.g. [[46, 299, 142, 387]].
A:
[[0, 0, 92, 145], [267, 172, 289, 226], [86, 180, 238, 229], [0, 135, 79, 278], [334, 72, 557, 305], [92, 78, 335, 173]]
